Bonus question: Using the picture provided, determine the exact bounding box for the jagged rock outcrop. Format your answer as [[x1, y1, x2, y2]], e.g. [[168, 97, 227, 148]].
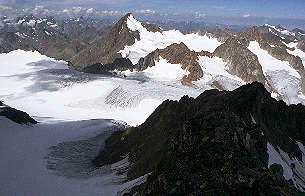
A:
[[0, 15, 90, 61], [0, 102, 37, 124], [136, 42, 212, 81], [69, 13, 140, 70], [142, 23, 163, 33], [292, 28, 305, 41], [209, 28, 234, 42], [94, 82, 305, 195], [82, 58, 134, 74], [213, 37, 266, 84], [297, 40, 305, 53]]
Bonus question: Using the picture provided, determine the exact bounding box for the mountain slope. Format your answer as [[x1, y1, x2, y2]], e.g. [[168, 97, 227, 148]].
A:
[[94, 82, 305, 195], [69, 13, 141, 70]]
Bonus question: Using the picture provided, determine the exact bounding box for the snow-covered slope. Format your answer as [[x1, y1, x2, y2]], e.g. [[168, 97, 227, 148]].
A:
[[286, 42, 305, 69], [248, 41, 305, 104], [0, 50, 206, 126], [195, 56, 244, 90], [119, 14, 221, 64], [267, 142, 305, 191], [0, 115, 145, 196]]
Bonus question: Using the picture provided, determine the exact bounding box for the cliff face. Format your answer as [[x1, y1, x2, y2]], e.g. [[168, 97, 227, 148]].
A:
[[94, 82, 305, 195], [213, 37, 266, 84]]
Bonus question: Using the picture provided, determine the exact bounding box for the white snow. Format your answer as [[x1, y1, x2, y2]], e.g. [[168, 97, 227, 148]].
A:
[[248, 41, 305, 104], [194, 55, 244, 91], [17, 19, 25, 24], [142, 57, 189, 81], [248, 41, 300, 78], [119, 14, 221, 64], [0, 50, 205, 126], [27, 19, 36, 27], [286, 42, 305, 69], [0, 116, 143, 196], [197, 56, 244, 83], [0, 50, 67, 76], [264, 24, 294, 36]]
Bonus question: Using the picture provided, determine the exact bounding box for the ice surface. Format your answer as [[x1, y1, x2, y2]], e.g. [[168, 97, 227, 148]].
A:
[[286, 42, 305, 69], [0, 50, 205, 126], [0, 116, 140, 196], [197, 56, 244, 83], [264, 24, 294, 36], [267, 142, 305, 191], [142, 57, 189, 81], [248, 41, 300, 78], [248, 41, 305, 104]]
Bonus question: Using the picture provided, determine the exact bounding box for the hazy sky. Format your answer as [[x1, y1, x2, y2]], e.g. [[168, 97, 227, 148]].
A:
[[1, 0, 305, 19]]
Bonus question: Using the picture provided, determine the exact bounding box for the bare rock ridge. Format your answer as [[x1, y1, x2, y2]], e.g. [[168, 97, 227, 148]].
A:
[[213, 37, 266, 84], [0, 101, 37, 124], [0, 15, 90, 60], [69, 13, 162, 70], [69, 13, 139, 70], [297, 40, 305, 53], [93, 82, 305, 195]]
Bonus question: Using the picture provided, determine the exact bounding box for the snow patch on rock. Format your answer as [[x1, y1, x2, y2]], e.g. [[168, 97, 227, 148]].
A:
[[120, 14, 221, 64]]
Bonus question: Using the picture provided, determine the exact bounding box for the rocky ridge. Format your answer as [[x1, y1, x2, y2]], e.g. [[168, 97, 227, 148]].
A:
[[0, 101, 37, 124], [69, 13, 162, 70], [94, 82, 305, 195]]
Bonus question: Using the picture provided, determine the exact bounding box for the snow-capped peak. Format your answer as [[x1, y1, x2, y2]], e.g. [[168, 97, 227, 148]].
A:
[[126, 14, 145, 32], [264, 23, 294, 36]]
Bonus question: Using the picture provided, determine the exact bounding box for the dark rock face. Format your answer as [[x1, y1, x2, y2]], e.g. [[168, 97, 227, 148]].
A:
[[292, 28, 305, 41], [82, 58, 134, 74], [209, 28, 234, 42], [0, 105, 37, 124], [136, 42, 212, 82], [142, 23, 162, 33], [69, 13, 140, 70], [94, 82, 304, 195], [213, 37, 266, 84], [0, 16, 90, 61]]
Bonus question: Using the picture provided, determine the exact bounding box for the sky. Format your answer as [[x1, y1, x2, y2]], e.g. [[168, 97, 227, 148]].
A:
[[1, 0, 305, 19]]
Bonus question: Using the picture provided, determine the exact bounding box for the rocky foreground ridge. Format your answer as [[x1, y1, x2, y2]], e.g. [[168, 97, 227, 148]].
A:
[[0, 101, 37, 124], [94, 82, 305, 195]]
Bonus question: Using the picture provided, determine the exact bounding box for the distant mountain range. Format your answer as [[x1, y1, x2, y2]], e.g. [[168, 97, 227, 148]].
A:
[[1, 13, 305, 105]]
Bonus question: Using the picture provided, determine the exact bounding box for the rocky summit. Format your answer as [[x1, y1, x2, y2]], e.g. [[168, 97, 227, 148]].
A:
[[94, 82, 305, 195]]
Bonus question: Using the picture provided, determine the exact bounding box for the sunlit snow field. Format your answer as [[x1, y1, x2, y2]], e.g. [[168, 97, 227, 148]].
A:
[[0, 50, 207, 126], [0, 50, 208, 196]]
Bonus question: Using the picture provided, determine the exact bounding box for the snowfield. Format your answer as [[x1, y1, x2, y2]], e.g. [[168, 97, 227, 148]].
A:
[[0, 50, 207, 126], [119, 14, 221, 64], [0, 49, 209, 196], [248, 41, 305, 104], [0, 116, 145, 196]]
